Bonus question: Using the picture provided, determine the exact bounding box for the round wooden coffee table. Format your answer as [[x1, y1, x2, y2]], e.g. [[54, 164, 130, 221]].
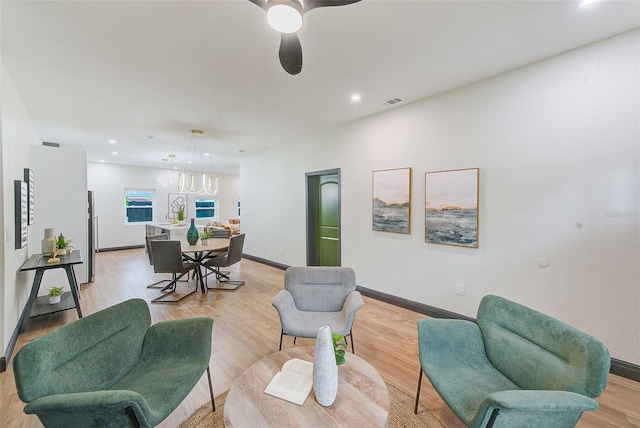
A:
[[224, 346, 389, 427]]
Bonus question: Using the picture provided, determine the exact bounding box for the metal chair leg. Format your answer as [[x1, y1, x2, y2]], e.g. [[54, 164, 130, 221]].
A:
[[151, 270, 197, 304], [349, 329, 355, 354], [414, 368, 423, 414], [206, 366, 215, 412], [279, 330, 284, 351], [204, 265, 245, 291]]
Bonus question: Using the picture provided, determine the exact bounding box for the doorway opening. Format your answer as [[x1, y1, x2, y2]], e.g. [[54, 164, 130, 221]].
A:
[[306, 169, 341, 266]]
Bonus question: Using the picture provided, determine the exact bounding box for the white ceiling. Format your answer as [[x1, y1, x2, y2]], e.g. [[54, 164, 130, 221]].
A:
[[2, 0, 639, 175]]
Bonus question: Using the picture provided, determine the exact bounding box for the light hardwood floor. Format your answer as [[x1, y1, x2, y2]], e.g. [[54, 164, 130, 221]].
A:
[[1, 249, 638, 427]]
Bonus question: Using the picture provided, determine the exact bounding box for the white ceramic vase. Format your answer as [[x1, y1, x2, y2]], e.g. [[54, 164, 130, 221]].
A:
[[49, 295, 61, 305], [313, 326, 338, 406], [41, 228, 56, 256]]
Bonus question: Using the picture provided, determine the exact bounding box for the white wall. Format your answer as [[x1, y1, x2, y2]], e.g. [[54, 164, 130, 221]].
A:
[[1, 64, 89, 354], [241, 30, 640, 365], [1, 65, 41, 352], [87, 162, 239, 249], [29, 145, 88, 293]]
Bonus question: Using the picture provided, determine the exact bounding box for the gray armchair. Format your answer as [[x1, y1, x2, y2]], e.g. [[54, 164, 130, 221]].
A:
[[414, 295, 611, 428], [272, 266, 363, 352], [13, 298, 215, 428]]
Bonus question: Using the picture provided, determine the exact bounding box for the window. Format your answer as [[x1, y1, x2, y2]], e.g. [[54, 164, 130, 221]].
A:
[[125, 189, 154, 224], [195, 198, 216, 219]]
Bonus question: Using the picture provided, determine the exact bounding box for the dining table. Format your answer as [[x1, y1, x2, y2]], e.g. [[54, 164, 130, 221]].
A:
[[180, 238, 229, 293]]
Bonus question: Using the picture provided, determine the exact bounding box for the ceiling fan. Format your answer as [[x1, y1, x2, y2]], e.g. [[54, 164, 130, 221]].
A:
[[248, 0, 362, 75]]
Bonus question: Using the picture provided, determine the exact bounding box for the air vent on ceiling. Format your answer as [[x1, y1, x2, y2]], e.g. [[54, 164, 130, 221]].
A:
[[42, 142, 60, 147], [382, 97, 403, 106]]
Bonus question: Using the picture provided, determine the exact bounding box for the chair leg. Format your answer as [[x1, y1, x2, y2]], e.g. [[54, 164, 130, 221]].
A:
[[146, 274, 189, 289], [349, 329, 355, 354], [279, 330, 284, 351], [146, 277, 172, 289], [206, 366, 216, 412], [414, 368, 423, 414], [151, 271, 197, 304], [293, 337, 297, 345], [204, 265, 245, 291]]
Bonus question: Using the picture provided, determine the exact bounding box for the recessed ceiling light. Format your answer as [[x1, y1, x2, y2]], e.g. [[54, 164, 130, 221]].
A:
[[109, 139, 116, 144], [579, 0, 599, 6], [100, 159, 105, 163], [147, 135, 155, 140], [204, 153, 210, 156], [350, 94, 361, 102], [187, 160, 192, 164], [238, 149, 246, 153], [112, 151, 118, 155]]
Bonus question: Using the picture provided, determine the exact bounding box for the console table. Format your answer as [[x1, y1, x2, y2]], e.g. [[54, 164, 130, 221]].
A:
[[224, 346, 389, 427], [17, 251, 84, 333]]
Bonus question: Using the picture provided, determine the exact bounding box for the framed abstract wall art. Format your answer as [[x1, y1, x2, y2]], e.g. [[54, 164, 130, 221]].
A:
[[168, 193, 187, 221], [372, 167, 412, 234], [425, 168, 479, 248]]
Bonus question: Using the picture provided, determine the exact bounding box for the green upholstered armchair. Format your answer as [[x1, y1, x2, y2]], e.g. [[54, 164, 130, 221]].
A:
[[414, 295, 610, 428], [13, 298, 214, 428]]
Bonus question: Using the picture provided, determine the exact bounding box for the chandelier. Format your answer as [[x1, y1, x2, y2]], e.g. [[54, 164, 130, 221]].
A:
[[177, 130, 218, 195], [157, 154, 179, 187]]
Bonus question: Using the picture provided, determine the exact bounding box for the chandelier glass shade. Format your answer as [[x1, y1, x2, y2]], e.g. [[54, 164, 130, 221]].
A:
[[177, 130, 218, 195], [157, 154, 179, 187]]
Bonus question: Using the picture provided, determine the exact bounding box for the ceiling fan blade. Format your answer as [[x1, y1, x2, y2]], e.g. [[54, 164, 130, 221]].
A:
[[279, 33, 303, 75], [305, 0, 361, 12], [247, 0, 267, 10]]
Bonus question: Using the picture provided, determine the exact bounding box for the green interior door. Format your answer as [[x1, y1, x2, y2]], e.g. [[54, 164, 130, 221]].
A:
[[306, 169, 341, 266], [318, 174, 340, 266]]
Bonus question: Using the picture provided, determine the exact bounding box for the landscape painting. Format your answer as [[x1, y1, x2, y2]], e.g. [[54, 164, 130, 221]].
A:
[[372, 168, 411, 234], [425, 168, 479, 247]]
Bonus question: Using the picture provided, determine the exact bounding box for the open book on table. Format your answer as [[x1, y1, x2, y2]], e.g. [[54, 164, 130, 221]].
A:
[[264, 358, 314, 406]]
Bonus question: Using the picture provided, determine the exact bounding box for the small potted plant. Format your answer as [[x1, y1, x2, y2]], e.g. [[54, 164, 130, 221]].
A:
[[48, 286, 64, 304], [199, 228, 212, 245], [332, 333, 348, 365], [177, 205, 185, 222], [56, 234, 73, 255]]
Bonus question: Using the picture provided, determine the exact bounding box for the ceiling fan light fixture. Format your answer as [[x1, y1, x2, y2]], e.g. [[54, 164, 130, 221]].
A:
[[267, 2, 303, 33]]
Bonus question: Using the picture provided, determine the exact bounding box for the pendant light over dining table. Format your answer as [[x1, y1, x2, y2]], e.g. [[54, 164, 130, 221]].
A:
[[178, 130, 218, 195]]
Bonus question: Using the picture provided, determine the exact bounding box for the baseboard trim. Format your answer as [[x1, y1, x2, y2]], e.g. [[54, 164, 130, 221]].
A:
[[1, 309, 23, 372], [242, 253, 289, 271], [610, 358, 640, 382], [98, 245, 145, 252], [356, 285, 476, 322]]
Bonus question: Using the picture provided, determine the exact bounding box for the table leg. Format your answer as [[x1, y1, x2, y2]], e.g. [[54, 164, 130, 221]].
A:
[[64, 266, 83, 319], [18, 269, 45, 334]]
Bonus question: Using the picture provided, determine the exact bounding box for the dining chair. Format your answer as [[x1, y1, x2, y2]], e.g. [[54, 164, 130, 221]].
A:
[[149, 240, 199, 304], [145, 234, 171, 288], [203, 233, 245, 290], [272, 266, 363, 352]]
